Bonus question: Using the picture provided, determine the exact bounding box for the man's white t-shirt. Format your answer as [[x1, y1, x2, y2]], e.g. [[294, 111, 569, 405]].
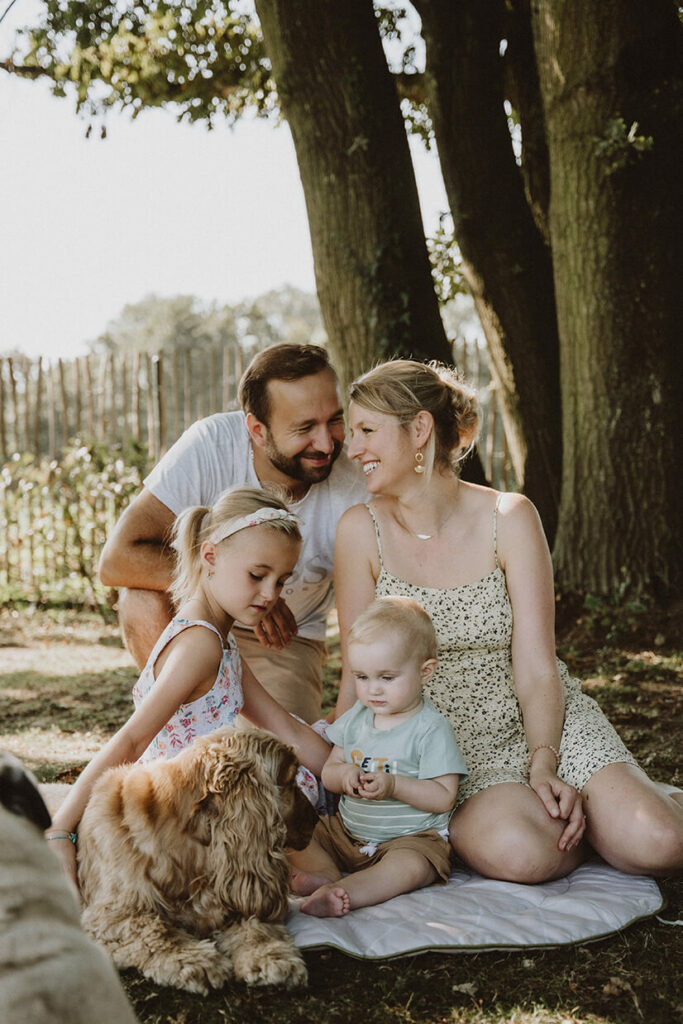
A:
[[144, 411, 367, 641]]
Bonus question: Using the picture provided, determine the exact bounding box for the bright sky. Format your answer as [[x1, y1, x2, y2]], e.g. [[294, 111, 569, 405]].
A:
[[0, 2, 449, 361]]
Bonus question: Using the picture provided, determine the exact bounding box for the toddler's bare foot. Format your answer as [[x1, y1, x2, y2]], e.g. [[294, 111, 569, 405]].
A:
[[301, 885, 351, 918], [291, 870, 337, 897]]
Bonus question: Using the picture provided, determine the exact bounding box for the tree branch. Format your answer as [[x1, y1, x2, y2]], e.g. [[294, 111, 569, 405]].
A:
[[0, 59, 50, 79]]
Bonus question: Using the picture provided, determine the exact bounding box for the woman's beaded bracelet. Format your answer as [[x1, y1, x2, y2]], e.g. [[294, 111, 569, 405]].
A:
[[525, 744, 560, 780], [46, 831, 78, 845]]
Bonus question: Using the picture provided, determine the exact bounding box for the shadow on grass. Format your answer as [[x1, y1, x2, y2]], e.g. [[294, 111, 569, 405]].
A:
[[0, 666, 137, 777], [0, 667, 137, 728]]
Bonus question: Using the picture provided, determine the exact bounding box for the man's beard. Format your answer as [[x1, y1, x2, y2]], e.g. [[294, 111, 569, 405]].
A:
[[263, 432, 343, 485]]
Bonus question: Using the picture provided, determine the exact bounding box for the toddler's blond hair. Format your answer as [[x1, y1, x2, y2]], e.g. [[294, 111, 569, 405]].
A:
[[348, 596, 438, 665]]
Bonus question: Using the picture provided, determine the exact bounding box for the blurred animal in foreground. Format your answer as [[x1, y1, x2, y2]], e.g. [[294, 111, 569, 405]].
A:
[[78, 727, 318, 993], [0, 751, 138, 1024]]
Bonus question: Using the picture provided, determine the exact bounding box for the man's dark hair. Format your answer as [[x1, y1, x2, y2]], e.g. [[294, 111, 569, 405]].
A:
[[238, 344, 335, 425]]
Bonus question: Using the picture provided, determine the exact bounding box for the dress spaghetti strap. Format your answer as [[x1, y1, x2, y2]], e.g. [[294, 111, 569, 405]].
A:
[[365, 502, 385, 568], [166, 617, 229, 655], [493, 493, 504, 570]]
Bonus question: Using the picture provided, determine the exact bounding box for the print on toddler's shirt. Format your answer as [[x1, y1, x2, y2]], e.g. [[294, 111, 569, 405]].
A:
[[350, 750, 398, 774]]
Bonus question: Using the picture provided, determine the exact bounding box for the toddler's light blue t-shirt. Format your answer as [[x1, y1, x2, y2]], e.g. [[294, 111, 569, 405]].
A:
[[326, 698, 468, 843]]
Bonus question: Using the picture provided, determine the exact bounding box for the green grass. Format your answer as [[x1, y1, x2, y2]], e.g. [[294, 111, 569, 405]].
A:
[[1, 604, 681, 1024]]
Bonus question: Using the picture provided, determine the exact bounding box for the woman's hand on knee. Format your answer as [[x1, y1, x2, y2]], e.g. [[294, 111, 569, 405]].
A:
[[532, 775, 585, 851]]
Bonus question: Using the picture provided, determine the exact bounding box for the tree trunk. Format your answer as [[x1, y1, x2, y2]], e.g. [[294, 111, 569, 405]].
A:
[[415, 0, 562, 541], [504, 0, 551, 244], [532, 0, 683, 597], [253, 0, 453, 390]]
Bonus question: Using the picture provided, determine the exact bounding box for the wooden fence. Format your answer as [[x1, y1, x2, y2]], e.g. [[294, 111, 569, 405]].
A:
[[0, 344, 245, 465]]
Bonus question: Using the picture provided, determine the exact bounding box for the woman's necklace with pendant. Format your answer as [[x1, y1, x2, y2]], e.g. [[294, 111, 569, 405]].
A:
[[399, 501, 458, 541]]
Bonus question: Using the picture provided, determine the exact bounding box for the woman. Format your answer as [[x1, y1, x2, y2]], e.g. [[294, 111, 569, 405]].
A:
[[333, 359, 683, 882]]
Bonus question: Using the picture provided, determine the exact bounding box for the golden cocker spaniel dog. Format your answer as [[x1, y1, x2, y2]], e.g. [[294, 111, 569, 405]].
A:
[[78, 727, 318, 993]]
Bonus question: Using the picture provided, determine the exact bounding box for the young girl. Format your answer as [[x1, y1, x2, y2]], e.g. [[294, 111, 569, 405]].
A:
[[46, 487, 330, 886]]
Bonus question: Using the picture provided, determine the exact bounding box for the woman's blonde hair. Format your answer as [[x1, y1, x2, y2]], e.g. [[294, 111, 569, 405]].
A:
[[349, 359, 479, 477], [170, 487, 301, 606], [347, 596, 438, 665]]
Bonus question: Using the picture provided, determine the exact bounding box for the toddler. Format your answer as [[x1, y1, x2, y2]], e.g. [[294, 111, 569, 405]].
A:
[[291, 595, 467, 917]]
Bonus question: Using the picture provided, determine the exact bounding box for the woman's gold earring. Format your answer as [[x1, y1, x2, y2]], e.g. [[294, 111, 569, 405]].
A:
[[414, 451, 425, 474], [207, 570, 215, 579]]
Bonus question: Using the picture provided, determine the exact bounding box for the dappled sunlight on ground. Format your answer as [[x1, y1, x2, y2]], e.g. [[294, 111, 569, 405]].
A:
[[0, 642, 134, 675], [0, 608, 136, 775], [0, 724, 109, 771]]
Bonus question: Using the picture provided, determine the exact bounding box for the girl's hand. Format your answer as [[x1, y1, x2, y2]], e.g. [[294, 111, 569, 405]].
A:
[[530, 772, 586, 851], [358, 771, 396, 801], [45, 834, 80, 896], [253, 598, 297, 650]]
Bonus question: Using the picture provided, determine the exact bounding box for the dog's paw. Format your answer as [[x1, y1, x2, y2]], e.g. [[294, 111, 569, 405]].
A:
[[172, 948, 233, 995], [233, 942, 308, 989], [138, 938, 232, 995], [217, 920, 307, 989], [265, 951, 308, 991]]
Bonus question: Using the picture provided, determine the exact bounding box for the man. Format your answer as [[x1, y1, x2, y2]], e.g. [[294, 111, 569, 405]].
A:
[[98, 343, 367, 724]]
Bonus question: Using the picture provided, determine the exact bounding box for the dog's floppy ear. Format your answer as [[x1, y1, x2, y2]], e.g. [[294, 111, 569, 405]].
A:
[[204, 731, 293, 921], [0, 751, 52, 830], [201, 730, 253, 799]]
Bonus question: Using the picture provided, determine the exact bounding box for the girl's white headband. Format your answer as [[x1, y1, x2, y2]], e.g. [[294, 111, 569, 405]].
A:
[[208, 507, 300, 546]]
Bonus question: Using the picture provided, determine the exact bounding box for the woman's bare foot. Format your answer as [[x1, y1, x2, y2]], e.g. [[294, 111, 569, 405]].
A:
[[291, 870, 337, 897], [301, 885, 351, 917]]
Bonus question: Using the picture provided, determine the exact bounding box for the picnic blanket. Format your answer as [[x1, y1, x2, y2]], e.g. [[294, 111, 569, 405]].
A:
[[286, 860, 663, 958]]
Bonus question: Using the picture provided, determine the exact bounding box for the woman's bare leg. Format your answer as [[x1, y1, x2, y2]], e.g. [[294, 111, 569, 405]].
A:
[[450, 783, 586, 882], [582, 763, 683, 875]]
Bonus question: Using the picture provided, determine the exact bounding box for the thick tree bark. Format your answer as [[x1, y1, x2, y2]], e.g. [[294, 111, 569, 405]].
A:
[[415, 0, 562, 541], [532, 0, 683, 596], [253, 0, 452, 389]]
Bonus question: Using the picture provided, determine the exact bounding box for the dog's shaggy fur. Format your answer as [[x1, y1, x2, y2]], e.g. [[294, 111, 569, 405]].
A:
[[0, 752, 138, 1024], [78, 727, 318, 993]]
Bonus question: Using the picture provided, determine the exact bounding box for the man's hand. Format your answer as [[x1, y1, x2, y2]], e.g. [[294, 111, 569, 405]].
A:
[[252, 598, 298, 650]]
